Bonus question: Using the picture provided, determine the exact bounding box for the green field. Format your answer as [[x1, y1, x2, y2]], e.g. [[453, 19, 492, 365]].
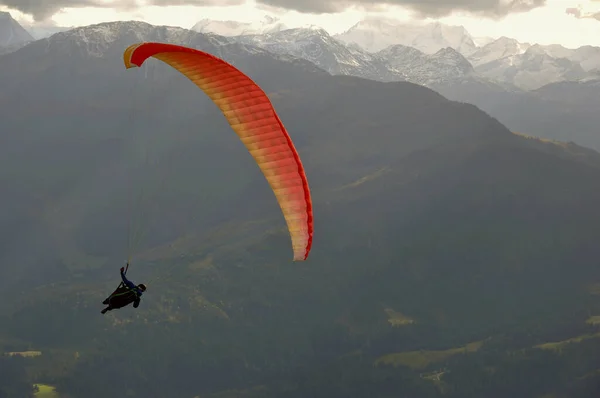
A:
[[6, 351, 42, 358], [34, 384, 59, 398]]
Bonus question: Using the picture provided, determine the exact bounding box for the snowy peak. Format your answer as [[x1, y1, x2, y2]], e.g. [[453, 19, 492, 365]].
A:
[[378, 44, 424, 60], [10, 20, 322, 77], [46, 21, 190, 57], [335, 17, 600, 88], [537, 43, 573, 59], [525, 44, 550, 56], [237, 26, 393, 81], [473, 41, 587, 90], [334, 17, 477, 56], [377, 44, 475, 86], [523, 43, 600, 72], [191, 16, 287, 36], [430, 47, 474, 72], [233, 24, 485, 88], [467, 37, 600, 89], [25, 21, 242, 62], [468, 36, 530, 67], [0, 11, 34, 47], [571, 46, 600, 72]]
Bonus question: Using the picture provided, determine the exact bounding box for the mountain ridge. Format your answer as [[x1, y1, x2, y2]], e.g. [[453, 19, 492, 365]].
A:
[[201, 16, 600, 90], [0, 11, 33, 53], [8, 12, 600, 90], [6, 18, 600, 153]]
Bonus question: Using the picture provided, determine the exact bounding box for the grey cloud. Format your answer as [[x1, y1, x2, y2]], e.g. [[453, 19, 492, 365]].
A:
[[1, 0, 546, 22], [591, 0, 600, 20], [0, 0, 136, 21], [145, 0, 243, 5], [565, 5, 600, 21], [0, 0, 241, 21], [255, 0, 546, 17], [565, 7, 581, 18]]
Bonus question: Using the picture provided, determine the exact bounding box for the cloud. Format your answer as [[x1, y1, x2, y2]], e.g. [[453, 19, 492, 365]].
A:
[[566, 7, 581, 17], [0, 0, 242, 21], [0, 0, 131, 21], [565, 4, 600, 21], [0, 0, 547, 22], [255, 0, 547, 17], [146, 0, 243, 5], [584, 11, 600, 20]]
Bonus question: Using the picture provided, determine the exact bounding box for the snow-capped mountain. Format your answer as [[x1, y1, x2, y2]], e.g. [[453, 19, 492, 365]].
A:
[[536, 44, 600, 72], [4, 18, 599, 155], [238, 27, 395, 81], [0, 12, 33, 50], [467, 37, 600, 89], [470, 37, 600, 73], [377, 45, 476, 86], [186, 16, 600, 90], [191, 15, 287, 36], [468, 37, 531, 67], [0, 20, 322, 95], [42, 22, 206, 59], [334, 18, 478, 56], [332, 17, 600, 90], [234, 26, 515, 95], [474, 44, 588, 90]]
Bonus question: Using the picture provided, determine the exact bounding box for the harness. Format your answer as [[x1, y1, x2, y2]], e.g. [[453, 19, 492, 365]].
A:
[[106, 263, 141, 306]]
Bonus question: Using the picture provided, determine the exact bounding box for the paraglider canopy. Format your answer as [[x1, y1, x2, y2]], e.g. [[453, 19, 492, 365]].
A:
[[123, 42, 314, 261]]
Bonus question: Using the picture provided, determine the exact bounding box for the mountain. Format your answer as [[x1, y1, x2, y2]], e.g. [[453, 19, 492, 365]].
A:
[[227, 26, 600, 152], [334, 17, 478, 56], [333, 18, 599, 90], [238, 27, 395, 81], [378, 45, 479, 86], [187, 16, 600, 91], [535, 78, 600, 106], [472, 42, 588, 90], [468, 36, 531, 67], [2, 20, 600, 398], [538, 44, 600, 72], [524, 79, 600, 149], [0, 12, 33, 53], [237, 27, 510, 90], [191, 15, 288, 36]]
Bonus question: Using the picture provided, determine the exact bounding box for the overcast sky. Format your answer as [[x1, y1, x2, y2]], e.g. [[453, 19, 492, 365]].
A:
[[2, 0, 600, 48]]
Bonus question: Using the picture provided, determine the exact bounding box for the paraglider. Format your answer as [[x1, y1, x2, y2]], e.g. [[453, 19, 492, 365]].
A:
[[122, 42, 314, 261], [101, 263, 146, 314]]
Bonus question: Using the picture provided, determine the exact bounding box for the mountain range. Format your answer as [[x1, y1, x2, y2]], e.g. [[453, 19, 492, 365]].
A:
[[225, 24, 600, 153], [3, 12, 600, 91], [2, 13, 600, 152], [2, 19, 600, 397], [189, 15, 600, 91]]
